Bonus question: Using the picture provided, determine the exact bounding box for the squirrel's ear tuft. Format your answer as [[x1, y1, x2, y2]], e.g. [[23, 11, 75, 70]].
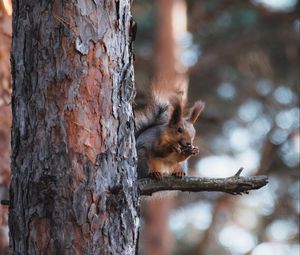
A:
[[188, 100, 205, 124], [169, 98, 182, 126]]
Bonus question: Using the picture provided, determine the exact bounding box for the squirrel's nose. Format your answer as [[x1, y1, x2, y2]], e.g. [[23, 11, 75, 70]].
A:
[[186, 142, 191, 146]]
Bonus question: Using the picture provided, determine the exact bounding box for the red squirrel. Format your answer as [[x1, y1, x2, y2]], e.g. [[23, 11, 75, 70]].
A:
[[135, 96, 205, 180]]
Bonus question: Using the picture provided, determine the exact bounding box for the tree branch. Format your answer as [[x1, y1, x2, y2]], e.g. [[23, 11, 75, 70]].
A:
[[138, 168, 268, 196]]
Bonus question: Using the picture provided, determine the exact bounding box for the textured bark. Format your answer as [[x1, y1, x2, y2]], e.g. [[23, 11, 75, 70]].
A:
[[9, 1, 138, 254]]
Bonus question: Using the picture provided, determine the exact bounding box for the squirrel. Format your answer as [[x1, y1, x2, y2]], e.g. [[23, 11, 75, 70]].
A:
[[135, 96, 205, 180]]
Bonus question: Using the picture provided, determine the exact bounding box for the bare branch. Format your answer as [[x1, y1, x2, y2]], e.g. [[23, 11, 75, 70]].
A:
[[138, 168, 268, 196]]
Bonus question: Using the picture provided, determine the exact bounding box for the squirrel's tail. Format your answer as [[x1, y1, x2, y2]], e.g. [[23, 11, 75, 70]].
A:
[[134, 97, 169, 138]]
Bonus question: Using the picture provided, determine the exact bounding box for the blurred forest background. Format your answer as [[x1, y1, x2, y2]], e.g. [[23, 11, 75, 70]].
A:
[[0, 0, 299, 254], [134, 0, 299, 255]]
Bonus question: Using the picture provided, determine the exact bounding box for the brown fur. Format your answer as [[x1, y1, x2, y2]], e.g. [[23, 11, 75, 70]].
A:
[[136, 97, 205, 179]]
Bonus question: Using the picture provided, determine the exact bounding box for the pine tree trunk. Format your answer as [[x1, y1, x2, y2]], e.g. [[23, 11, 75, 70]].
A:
[[9, 1, 138, 254]]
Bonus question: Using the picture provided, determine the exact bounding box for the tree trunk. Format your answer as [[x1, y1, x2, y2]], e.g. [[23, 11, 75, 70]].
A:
[[152, 0, 188, 102], [9, 1, 138, 254]]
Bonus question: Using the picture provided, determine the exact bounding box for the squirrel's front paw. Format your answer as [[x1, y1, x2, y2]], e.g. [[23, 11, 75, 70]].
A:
[[172, 143, 182, 153], [181, 146, 199, 156], [149, 171, 163, 180], [191, 146, 199, 155]]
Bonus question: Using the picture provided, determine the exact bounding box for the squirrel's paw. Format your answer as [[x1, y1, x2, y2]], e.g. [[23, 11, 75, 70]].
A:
[[191, 146, 199, 155], [172, 171, 186, 178], [172, 143, 182, 153], [181, 146, 199, 156], [149, 171, 163, 180]]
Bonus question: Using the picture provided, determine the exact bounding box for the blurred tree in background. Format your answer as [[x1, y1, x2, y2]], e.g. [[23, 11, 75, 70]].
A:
[[133, 0, 299, 255], [0, 0, 11, 253], [0, 0, 299, 254]]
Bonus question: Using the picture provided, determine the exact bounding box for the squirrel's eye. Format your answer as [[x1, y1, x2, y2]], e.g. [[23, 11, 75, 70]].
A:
[[177, 127, 183, 133]]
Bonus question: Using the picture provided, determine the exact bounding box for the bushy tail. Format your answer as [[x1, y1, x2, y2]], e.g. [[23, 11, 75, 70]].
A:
[[134, 98, 169, 138]]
